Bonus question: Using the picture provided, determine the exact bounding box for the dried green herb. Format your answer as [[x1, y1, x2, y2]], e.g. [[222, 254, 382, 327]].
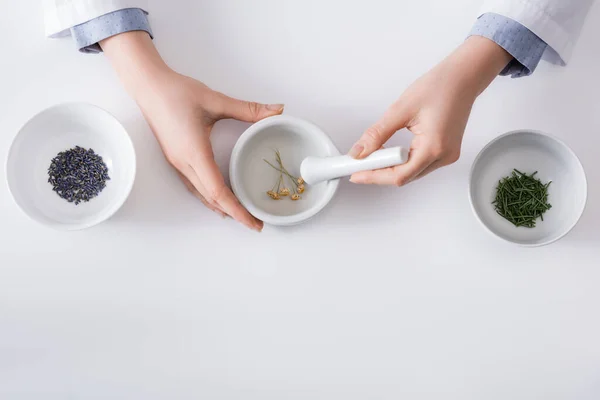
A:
[[492, 169, 552, 228]]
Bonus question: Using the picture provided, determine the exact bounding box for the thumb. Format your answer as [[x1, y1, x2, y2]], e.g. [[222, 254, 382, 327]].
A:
[[218, 94, 284, 123], [348, 106, 411, 159]]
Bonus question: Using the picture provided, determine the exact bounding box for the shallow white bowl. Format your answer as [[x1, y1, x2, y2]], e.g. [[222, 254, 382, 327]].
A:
[[230, 115, 340, 226], [6, 103, 136, 230], [469, 130, 587, 247]]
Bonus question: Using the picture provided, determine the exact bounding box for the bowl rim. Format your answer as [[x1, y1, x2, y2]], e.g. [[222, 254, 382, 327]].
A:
[[468, 129, 588, 247], [229, 115, 340, 226], [5, 102, 137, 231]]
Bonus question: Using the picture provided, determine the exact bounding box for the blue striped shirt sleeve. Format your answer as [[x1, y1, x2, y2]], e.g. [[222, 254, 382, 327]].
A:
[[70, 8, 153, 54], [469, 13, 548, 78]]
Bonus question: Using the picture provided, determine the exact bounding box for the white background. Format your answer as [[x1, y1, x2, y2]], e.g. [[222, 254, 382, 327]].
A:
[[1, 1, 600, 399]]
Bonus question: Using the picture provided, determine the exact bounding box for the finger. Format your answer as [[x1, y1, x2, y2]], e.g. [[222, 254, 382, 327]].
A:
[[348, 103, 412, 159], [212, 185, 264, 232], [177, 167, 229, 218], [349, 148, 434, 186], [176, 171, 228, 218], [189, 147, 264, 231], [216, 94, 284, 123]]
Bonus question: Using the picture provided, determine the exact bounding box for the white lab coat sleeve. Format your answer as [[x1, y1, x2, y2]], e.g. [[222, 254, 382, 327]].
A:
[[479, 0, 595, 65], [43, 0, 149, 38]]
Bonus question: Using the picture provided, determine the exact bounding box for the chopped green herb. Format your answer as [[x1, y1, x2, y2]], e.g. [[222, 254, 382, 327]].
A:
[[493, 169, 552, 228]]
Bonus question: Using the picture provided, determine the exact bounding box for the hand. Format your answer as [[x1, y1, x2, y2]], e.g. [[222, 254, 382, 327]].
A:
[[349, 36, 512, 186], [140, 72, 283, 231], [101, 32, 283, 231]]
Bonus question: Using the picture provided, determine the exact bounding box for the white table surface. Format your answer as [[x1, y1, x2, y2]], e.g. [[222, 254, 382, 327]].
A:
[[1, 1, 600, 399]]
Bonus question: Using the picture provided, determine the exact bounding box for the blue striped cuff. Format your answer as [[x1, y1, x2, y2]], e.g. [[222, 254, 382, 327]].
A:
[[468, 13, 547, 78], [70, 8, 153, 54]]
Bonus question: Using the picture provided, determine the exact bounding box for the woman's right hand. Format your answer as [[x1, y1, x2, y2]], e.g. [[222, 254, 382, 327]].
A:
[[101, 31, 284, 231], [138, 70, 284, 232]]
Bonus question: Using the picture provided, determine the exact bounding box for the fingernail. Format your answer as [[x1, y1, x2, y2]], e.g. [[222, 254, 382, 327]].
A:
[[266, 104, 285, 112], [348, 144, 364, 158]]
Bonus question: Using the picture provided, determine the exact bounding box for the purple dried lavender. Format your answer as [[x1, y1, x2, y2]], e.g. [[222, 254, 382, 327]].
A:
[[47, 146, 110, 205]]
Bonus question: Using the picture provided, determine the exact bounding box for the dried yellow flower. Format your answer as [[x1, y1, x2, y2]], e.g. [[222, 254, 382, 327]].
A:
[[267, 190, 281, 200], [265, 151, 307, 200]]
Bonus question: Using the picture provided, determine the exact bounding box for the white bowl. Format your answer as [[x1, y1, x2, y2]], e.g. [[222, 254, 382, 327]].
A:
[[230, 115, 340, 226], [469, 130, 587, 247], [6, 103, 136, 230]]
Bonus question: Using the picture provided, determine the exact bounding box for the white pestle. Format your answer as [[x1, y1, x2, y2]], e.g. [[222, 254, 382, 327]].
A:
[[300, 146, 409, 185]]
